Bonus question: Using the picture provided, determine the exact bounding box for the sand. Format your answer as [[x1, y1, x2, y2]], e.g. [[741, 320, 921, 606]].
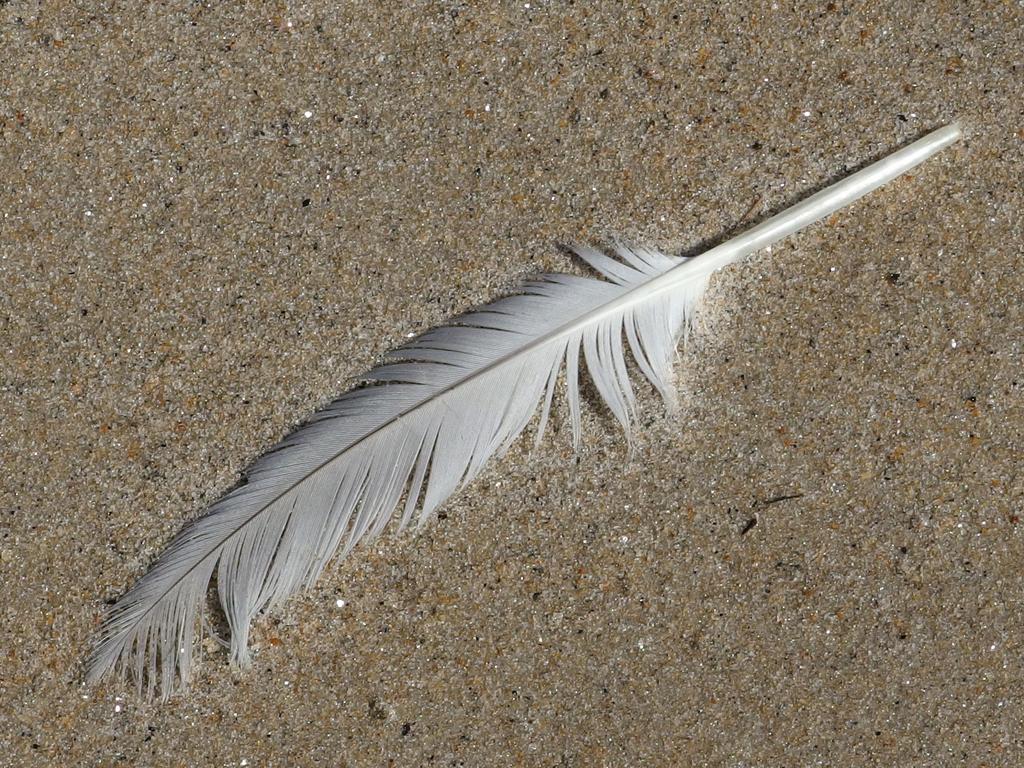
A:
[[2, 1, 1022, 765]]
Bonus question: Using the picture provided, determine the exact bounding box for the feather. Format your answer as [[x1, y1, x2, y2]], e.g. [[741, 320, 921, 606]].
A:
[[86, 124, 961, 698]]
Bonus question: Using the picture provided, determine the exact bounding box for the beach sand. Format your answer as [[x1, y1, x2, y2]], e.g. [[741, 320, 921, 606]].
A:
[[2, 2, 1022, 765]]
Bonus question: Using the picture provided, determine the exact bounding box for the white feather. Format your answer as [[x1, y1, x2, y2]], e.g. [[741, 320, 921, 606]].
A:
[[86, 124, 960, 698]]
